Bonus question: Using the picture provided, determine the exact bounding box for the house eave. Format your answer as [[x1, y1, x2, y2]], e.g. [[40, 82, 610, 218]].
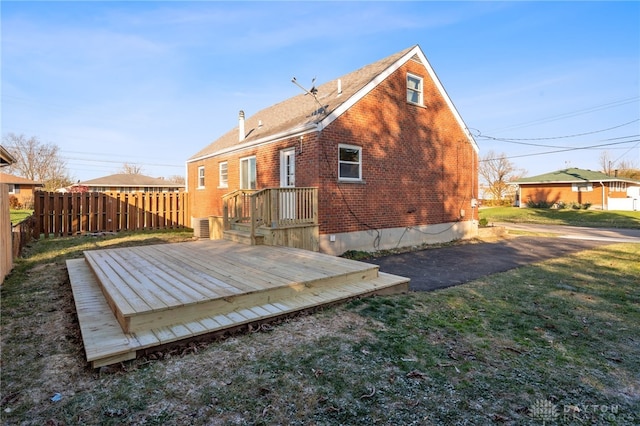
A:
[[512, 178, 640, 185], [316, 45, 478, 153], [187, 122, 319, 163]]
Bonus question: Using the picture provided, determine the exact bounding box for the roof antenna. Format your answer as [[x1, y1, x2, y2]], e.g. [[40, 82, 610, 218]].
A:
[[291, 76, 325, 115]]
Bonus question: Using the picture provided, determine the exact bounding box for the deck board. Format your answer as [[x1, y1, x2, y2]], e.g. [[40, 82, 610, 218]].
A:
[[67, 240, 409, 368]]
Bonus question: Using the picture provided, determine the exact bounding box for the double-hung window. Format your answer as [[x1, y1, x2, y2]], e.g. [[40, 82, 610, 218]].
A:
[[197, 166, 205, 188], [219, 161, 228, 188], [338, 144, 362, 181], [407, 73, 423, 106], [240, 156, 256, 189], [610, 181, 626, 192]]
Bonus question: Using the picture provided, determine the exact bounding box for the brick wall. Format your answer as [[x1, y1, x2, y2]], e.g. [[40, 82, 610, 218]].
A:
[[519, 183, 610, 207], [316, 59, 477, 234], [188, 58, 478, 234]]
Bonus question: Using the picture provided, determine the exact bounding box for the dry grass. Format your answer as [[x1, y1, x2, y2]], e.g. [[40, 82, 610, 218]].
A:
[[1, 231, 638, 425]]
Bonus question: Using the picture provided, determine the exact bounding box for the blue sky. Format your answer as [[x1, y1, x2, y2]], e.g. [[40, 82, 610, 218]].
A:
[[2, 1, 639, 182]]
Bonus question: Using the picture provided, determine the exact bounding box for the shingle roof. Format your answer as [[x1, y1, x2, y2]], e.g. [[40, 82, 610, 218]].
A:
[[511, 168, 640, 184], [78, 174, 184, 188], [0, 172, 43, 185], [188, 45, 477, 161]]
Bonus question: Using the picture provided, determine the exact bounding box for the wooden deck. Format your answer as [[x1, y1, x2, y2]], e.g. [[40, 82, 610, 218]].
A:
[[67, 240, 409, 368]]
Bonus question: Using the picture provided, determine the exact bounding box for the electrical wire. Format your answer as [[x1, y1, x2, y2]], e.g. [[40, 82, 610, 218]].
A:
[[479, 138, 640, 162], [484, 96, 639, 134], [476, 119, 639, 142]]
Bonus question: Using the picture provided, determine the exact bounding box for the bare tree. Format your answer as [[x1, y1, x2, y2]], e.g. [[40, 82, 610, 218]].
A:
[[166, 175, 185, 184], [599, 150, 639, 179], [2, 133, 73, 191], [616, 160, 640, 180], [599, 151, 614, 175], [119, 162, 144, 175], [479, 151, 525, 203]]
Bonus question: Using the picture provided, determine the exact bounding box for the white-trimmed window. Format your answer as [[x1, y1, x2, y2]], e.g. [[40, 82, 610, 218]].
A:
[[572, 183, 593, 192], [610, 181, 627, 192], [338, 144, 362, 181], [240, 156, 256, 189], [8, 184, 16, 194], [197, 166, 205, 188], [219, 161, 228, 188], [407, 73, 423, 105]]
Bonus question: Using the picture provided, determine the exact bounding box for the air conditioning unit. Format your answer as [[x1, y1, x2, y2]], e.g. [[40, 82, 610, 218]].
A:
[[192, 218, 210, 239]]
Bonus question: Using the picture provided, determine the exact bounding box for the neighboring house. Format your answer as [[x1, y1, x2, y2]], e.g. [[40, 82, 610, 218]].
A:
[[186, 45, 479, 255], [0, 172, 43, 209], [511, 168, 640, 211], [69, 174, 184, 193]]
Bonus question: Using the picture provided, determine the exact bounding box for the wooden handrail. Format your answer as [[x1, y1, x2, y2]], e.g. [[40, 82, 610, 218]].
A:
[[222, 189, 256, 230], [223, 188, 318, 242]]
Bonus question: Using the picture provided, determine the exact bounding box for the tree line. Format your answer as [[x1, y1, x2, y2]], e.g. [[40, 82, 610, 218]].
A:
[[2, 133, 185, 192]]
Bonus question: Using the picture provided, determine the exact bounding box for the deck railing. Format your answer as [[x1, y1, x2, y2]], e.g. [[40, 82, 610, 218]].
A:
[[223, 187, 318, 243], [222, 189, 257, 231]]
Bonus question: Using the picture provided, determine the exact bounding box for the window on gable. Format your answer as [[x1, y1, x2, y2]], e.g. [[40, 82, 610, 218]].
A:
[[407, 73, 423, 106], [338, 144, 362, 181], [219, 161, 228, 188], [198, 166, 205, 188], [240, 156, 256, 189]]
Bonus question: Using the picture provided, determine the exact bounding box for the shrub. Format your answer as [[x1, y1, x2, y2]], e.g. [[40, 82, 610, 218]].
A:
[[479, 218, 489, 227], [553, 201, 566, 210], [526, 200, 553, 209], [9, 195, 22, 210]]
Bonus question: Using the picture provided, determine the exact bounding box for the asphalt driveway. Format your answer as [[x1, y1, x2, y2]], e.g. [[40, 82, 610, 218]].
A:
[[366, 226, 637, 292]]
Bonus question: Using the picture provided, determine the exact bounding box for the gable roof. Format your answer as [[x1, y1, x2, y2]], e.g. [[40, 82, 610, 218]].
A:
[[0, 172, 43, 185], [188, 45, 478, 162], [78, 174, 184, 188], [512, 168, 640, 185]]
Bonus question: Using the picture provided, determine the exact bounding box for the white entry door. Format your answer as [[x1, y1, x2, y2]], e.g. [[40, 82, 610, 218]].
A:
[[280, 148, 296, 220]]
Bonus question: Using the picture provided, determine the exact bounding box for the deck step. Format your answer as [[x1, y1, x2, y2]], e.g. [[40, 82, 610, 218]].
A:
[[223, 229, 264, 245], [67, 253, 409, 368]]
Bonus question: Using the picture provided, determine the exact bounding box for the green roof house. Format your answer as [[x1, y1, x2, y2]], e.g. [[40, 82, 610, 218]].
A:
[[511, 168, 640, 211]]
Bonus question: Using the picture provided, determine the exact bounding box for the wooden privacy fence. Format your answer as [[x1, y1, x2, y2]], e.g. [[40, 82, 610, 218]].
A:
[[34, 192, 190, 237]]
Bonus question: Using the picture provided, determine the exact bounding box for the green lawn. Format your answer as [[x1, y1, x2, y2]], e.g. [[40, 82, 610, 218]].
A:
[[9, 209, 34, 225], [1, 231, 638, 425], [480, 206, 640, 229]]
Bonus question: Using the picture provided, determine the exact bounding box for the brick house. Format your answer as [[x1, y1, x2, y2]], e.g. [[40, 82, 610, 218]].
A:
[[187, 45, 479, 255], [69, 174, 184, 194], [0, 172, 43, 209], [511, 168, 640, 211]]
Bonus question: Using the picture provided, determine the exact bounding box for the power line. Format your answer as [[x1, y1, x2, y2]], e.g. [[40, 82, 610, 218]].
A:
[[476, 119, 639, 142], [485, 96, 639, 134], [478, 134, 639, 150], [64, 156, 183, 168], [478, 138, 640, 162], [612, 141, 640, 164]]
